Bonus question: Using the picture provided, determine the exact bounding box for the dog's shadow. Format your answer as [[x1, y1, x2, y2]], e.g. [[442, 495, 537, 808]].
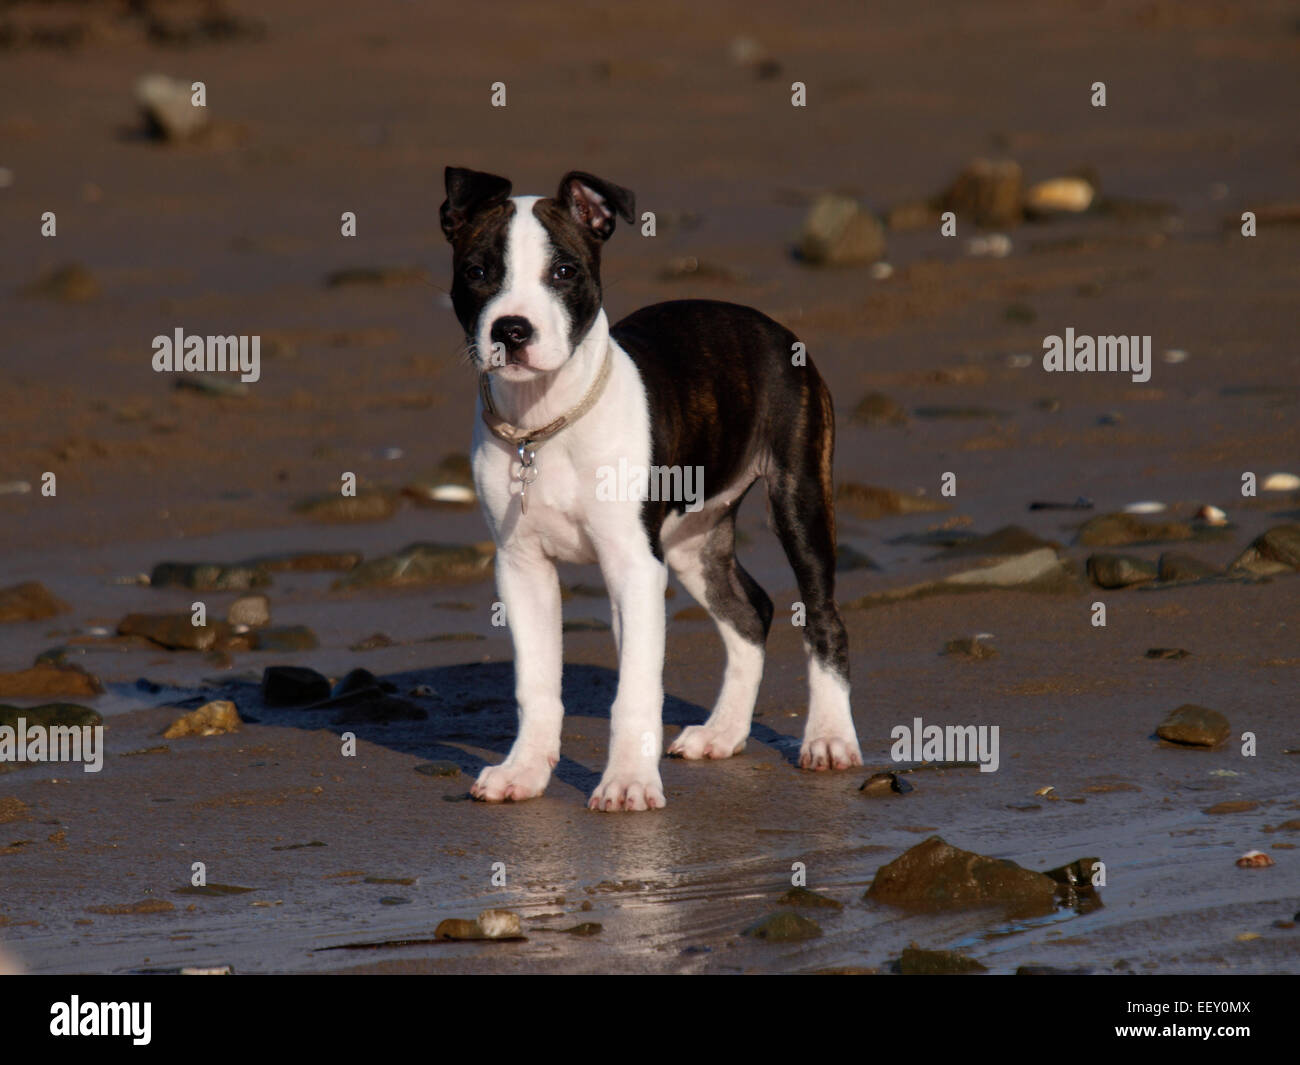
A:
[[184, 662, 802, 793]]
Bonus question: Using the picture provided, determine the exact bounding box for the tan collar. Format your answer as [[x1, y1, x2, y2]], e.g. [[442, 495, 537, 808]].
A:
[[479, 348, 613, 449]]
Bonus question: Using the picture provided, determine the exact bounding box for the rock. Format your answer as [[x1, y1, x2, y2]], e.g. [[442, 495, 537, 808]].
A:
[[260, 666, 330, 706], [943, 636, 998, 659], [163, 700, 241, 739], [835, 482, 949, 520], [251, 626, 319, 652], [0, 582, 69, 623], [245, 551, 361, 573], [334, 542, 495, 589], [0, 703, 102, 729], [1236, 851, 1274, 868], [135, 74, 210, 141], [744, 911, 822, 942], [835, 544, 879, 572], [942, 158, 1024, 228], [796, 194, 886, 266], [1195, 504, 1228, 526], [845, 548, 1074, 610], [227, 595, 270, 628], [477, 909, 522, 938], [434, 918, 483, 940], [23, 263, 99, 303], [860, 771, 914, 796], [292, 491, 397, 523], [1155, 704, 1230, 748], [331, 669, 393, 698], [0, 663, 102, 699], [866, 835, 1057, 913], [1043, 857, 1102, 888], [118, 613, 231, 651], [886, 200, 940, 231], [414, 761, 461, 778], [1230, 525, 1300, 576], [777, 886, 843, 909], [852, 392, 908, 426], [1076, 513, 1196, 547], [1157, 553, 1221, 582], [149, 561, 269, 592], [1086, 553, 1158, 589], [560, 922, 603, 936], [1204, 801, 1258, 815], [1261, 472, 1300, 492], [898, 946, 988, 974], [1024, 177, 1095, 215], [935, 525, 1055, 559]]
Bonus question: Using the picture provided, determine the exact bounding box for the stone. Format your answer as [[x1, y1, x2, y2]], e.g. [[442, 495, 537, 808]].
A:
[[334, 542, 495, 589], [866, 835, 1057, 912], [149, 562, 269, 592], [942, 158, 1024, 228], [845, 548, 1074, 610], [860, 771, 914, 796], [163, 700, 241, 739], [476, 909, 522, 938], [852, 392, 908, 426], [135, 74, 210, 141], [1230, 525, 1300, 576], [1076, 513, 1195, 547], [1157, 553, 1221, 582], [261, 666, 330, 706], [227, 595, 270, 628], [934, 526, 1055, 559], [293, 491, 397, 523], [744, 911, 822, 942], [898, 947, 988, 974], [118, 613, 231, 651], [560, 922, 603, 936], [0, 703, 102, 729], [777, 886, 843, 909], [835, 482, 949, 520], [0, 582, 69, 623], [251, 626, 319, 652], [1086, 553, 1158, 589], [943, 636, 998, 659], [1024, 177, 1095, 215], [796, 194, 887, 266], [0, 663, 102, 699], [1155, 704, 1230, 748], [245, 551, 361, 573], [1204, 801, 1258, 815]]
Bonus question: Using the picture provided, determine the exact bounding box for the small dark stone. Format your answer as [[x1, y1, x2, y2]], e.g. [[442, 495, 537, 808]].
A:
[[1156, 704, 1230, 748], [1230, 524, 1300, 576], [866, 835, 1056, 913], [149, 562, 269, 592], [898, 947, 987, 974], [1077, 513, 1195, 547], [261, 666, 331, 706], [1086, 553, 1158, 589], [859, 771, 914, 796], [942, 637, 998, 659], [744, 912, 822, 942], [0, 582, 69, 623], [560, 922, 603, 936], [777, 886, 843, 909], [1158, 552, 1221, 582]]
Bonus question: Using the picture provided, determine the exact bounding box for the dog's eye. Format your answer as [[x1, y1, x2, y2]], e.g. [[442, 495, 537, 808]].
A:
[[464, 264, 486, 282], [552, 263, 577, 281]]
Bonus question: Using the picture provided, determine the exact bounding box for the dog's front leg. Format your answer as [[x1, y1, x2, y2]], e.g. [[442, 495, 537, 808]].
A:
[[589, 549, 668, 812], [471, 547, 563, 802]]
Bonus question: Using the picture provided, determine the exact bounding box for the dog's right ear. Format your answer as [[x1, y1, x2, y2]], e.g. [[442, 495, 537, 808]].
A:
[[440, 167, 512, 241]]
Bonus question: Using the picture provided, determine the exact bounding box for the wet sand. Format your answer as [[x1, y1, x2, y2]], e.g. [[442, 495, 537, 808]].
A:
[[1, 0, 1298, 973]]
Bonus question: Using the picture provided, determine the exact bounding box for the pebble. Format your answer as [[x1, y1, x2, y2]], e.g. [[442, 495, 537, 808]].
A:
[[119, 613, 231, 652], [942, 636, 998, 660], [1076, 512, 1196, 547], [966, 233, 1012, 257], [1195, 504, 1228, 526], [1229, 524, 1300, 576], [560, 922, 602, 936], [835, 482, 949, 520], [0, 703, 102, 729], [898, 946, 988, 974], [1024, 176, 1094, 214], [860, 771, 914, 797], [260, 666, 331, 707], [796, 194, 887, 266], [865, 835, 1057, 912], [1122, 501, 1166, 514], [333, 542, 495, 589], [777, 886, 844, 909], [0, 481, 31, 495], [293, 491, 397, 524], [0, 581, 69, 623], [150, 561, 269, 592], [227, 595, 270, 628], [1261, 472, 1300, 492], [744, 911, 822, 942], [1156, 704, 1230, 748], [135, 74, 210, 141], [944, 158, 1024, 228], [1006, 353, 1033, 368], [869, 262, 893, 280], [0, 663, 103, 699], [1157, 552, 1221, 582], [163, 700, 241, 739], [1162, 349, 1188, 364]]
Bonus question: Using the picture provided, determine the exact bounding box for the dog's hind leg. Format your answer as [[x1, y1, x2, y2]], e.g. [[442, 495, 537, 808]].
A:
[[664, 491, 772, 760], [768, 372, 862, 770]]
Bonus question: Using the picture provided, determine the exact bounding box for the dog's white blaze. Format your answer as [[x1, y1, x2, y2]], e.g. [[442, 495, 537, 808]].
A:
[[477, 196, 573, 374]]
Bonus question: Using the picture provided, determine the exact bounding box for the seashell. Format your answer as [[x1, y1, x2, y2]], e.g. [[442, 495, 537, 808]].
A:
[[1236, 851, 1274, 868]]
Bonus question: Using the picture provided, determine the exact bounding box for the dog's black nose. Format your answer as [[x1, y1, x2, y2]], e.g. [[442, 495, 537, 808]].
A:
[[490, 316, 534, 351]]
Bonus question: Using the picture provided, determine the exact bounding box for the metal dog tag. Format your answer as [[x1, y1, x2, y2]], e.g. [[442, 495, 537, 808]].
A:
[[516, 442, 538, 514]]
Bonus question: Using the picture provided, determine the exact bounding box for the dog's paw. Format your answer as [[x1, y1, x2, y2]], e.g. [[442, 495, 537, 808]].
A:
[[588, 767, 666, 812], [668, 723, 748, 760], [798, 735, 863, 771], [471, 759, 552, 803]]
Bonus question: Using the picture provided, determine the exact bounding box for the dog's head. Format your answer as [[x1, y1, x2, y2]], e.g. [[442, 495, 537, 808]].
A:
[[440, 167, 635, 379]]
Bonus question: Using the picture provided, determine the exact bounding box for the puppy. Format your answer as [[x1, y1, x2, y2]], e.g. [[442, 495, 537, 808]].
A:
[[440, 166, 862, 811]]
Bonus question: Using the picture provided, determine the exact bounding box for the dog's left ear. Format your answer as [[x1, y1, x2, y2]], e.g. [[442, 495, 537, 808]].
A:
[[441, 166, 512, 241], [557, 171, 636, 241]]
